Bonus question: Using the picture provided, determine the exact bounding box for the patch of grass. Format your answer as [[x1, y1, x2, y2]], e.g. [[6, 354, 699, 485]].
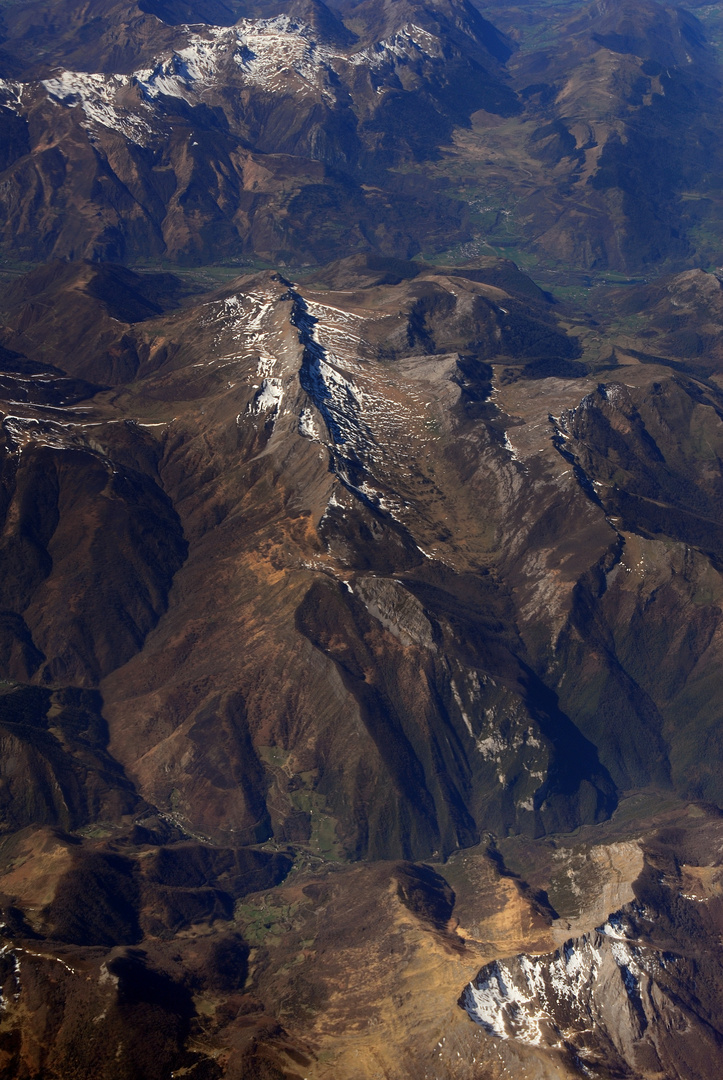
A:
[[0, 260, 43, 287], [258, 746, 344, 862], [288, 789, 344, 862], [692, 5, 723, 52], [258, 745, 291, 769], [235, 896, 305, 947], [75, 822, 122, 839], [309, 811, 343, 861]]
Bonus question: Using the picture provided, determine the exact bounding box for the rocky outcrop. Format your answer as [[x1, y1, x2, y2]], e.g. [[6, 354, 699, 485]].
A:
[[460, 817, 723, 1078], [461, 911, 714, 1076]]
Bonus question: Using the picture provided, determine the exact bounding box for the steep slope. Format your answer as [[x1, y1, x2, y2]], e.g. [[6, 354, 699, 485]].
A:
[[0, 257, 721, 1077], [1, 0, 723, 1075], [89, 265, 618, 853]]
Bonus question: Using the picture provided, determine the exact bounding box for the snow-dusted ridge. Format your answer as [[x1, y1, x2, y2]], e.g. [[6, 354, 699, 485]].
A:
[[44, 15, 349, 127], [291, 291, 370, 451], [33, 13, 451, 139], [348, 23, 443, 68], [42, 71, 155, 143]]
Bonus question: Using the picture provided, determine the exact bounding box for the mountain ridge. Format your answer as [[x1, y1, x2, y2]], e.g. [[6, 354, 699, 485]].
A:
[[1, 0, 721, 271]]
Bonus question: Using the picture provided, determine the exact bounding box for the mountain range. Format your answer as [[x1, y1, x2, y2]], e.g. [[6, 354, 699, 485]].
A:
[[0, 0, 723, 1078], [0, 0, 721, 270]]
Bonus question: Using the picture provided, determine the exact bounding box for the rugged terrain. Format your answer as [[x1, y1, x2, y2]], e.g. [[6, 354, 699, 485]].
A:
[[0, 0, 723, 270], [0, 0, 722, 1078], [0, 253, 722, 1077]]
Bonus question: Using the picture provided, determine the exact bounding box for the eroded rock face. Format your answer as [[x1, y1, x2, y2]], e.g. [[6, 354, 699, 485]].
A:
[[461, 819, 723, 1079], [462, 915, 697, 1073]]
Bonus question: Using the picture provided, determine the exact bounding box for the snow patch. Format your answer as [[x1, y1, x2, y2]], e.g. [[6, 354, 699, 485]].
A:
[[475, 731, 506, 759], [0, 79, 24, 112], [299, 408, 320, 440], [3, 416, 78, 453], [503, 432, 521, 461], [249, 378, 283, 415], [42, 71, 153, 143], [136, 17, 343, 101], [462, 907, 667, 1051], [349, 23, 443, 69], [451, 679, 475, 739]]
